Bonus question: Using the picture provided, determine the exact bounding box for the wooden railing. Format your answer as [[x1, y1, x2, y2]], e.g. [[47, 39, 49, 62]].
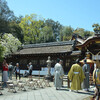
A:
[[63, 75, 70, 88]]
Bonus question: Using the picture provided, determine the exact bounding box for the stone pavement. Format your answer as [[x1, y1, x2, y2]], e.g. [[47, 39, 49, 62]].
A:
[[0, 74, 95, 100], [0, 82, 95, 100]]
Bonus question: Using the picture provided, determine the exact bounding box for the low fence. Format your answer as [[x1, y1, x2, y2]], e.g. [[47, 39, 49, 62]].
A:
[[20, 70, 54, 76], [62, 75, 94, 88]]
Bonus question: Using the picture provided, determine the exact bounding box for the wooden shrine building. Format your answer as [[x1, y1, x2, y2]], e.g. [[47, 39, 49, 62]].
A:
[[76, 33, 100, 60], [6, 32, 100, 73], [6, 41, 81, 72]]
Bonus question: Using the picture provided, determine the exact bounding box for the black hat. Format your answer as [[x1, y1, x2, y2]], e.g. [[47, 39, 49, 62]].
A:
[[57, 58, 60, 63], [84, 59, 87, 63]]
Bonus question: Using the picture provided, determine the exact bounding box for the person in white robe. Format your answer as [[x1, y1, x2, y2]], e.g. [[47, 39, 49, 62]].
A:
[[54, 59, 64, 90]]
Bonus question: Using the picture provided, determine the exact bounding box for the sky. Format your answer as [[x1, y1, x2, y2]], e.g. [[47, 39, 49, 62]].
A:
[[6, 0, 100, 31]]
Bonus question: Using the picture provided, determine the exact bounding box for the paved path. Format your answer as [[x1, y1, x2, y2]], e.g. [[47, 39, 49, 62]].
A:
[[0, 84, 94, 100], [0, 75, 94, 100]]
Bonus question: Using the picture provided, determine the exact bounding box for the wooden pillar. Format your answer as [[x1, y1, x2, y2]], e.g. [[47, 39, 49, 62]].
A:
[[37, 58, 40, 70], [68, 76, 70, 88], [63, 56, 66, 73]]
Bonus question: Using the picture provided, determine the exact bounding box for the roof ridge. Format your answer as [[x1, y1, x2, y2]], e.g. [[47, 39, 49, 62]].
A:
[[23, 41, 73, 49]]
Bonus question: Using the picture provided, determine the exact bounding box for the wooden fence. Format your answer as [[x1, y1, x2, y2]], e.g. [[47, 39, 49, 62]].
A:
[[63, 75, 94, 88]]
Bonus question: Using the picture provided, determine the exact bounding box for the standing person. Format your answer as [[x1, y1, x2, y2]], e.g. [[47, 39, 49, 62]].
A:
[[92, 60, 100, 100], [68, 59, 85, 92], [82, 59, 90, 91], [8, 62, 13, 80], [28, 62, 33, 80], [54, 58, 64, 90], [15, 63, 20, 80], [2, 59, 8, 87]]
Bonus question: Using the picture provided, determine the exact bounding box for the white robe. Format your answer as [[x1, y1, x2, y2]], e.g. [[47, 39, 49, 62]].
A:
[[54, 63, 64, 88]]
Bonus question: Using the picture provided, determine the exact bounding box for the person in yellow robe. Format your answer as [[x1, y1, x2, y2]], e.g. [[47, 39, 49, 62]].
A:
[[92, 60, 100, 100], [68, 59, 85, 92]]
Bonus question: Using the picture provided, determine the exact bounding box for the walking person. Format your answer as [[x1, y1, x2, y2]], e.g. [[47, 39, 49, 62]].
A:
[[54, 58, 64, 90], [2, 59, 8, 87], [15, 63, 20, 80], [82, 59, 90, 91], [68, 59, 85, 92], [8, 62, 13, 80], [28, 62, 33, 80]]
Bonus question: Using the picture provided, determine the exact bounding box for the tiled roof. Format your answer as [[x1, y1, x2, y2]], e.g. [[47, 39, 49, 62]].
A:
[[76, 36, 100, 47], [23, 41, 73, 48], [14, 41, 73, 55]]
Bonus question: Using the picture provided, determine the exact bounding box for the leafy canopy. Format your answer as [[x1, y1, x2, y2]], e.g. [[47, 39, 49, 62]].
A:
[[1, 33, 21, 57], [19, 14, 44, 44]]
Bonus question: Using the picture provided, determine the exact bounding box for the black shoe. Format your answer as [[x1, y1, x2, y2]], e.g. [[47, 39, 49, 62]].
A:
[[86, 89, 89, 92], [56, 88, 58, 90], [0, 93, 3, 95]]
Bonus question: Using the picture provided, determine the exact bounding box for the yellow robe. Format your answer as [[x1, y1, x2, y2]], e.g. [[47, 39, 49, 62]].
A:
[[93, 68, 100, 88], [93, 68, 96, 83], [68, 64, 85, 90]]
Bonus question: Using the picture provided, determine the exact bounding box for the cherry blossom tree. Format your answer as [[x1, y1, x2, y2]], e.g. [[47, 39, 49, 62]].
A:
[[1, 33, 21, 57]]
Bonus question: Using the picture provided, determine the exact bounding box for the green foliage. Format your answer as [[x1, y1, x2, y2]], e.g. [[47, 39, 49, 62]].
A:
[[19, 16, 64, 43], [73, 28, 85, 37], [45, 19, 63, 41], [19, 14, 44, 44], [0, 40, 4, 62], [73, 28, 94, 38], [83, 31, 94, 38], [0, 0, 96, 45], [1, 33, 21, 57], [0, 0, 23, 43], [9, 18, 24, 43], [0, 0, 14, 33], [60, 26, 74, 41], [39, 26, 53, 42], [92, 23, 100, 32]]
